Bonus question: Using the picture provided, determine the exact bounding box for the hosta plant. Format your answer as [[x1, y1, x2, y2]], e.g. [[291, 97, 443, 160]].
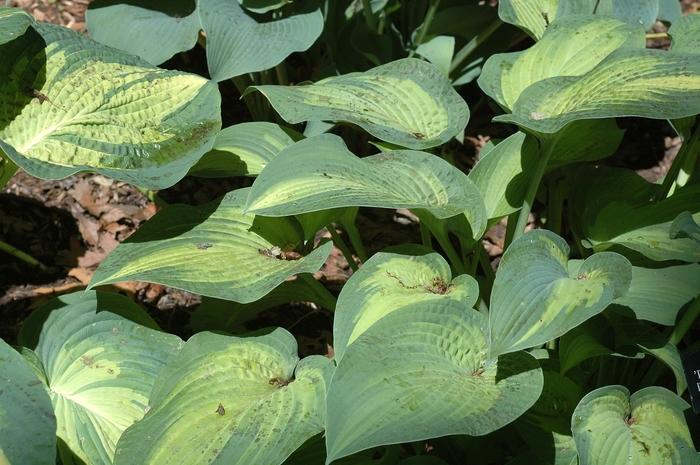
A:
[[1, 1, 700, 464]]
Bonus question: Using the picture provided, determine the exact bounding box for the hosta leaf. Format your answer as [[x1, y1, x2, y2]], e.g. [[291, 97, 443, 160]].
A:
[[516, 425, 578, 465], [495, 49, 700, 134], [469, 121, 623, 220], [468, 133, 535, 220], [326, 299, 544, 462], [498, 0, 561, 40], [0, 22, 221, 189], [91, 188, 332, 303], [658, 0, 682, 24], [35, 293, 184, 465], [239, 0, 291, 13], [572, 386, 698, 465], [0, 6, 33, 45], [639, 342, 687, 395], [0, 339, 55, 465], [613, 264, 700, 325], [246, 134, 487, 235], [671, 211, 700, 243], [589, 214, 700, 262], [190, 277, 337, 333], [489, 230, 631, 357], [190, 122, 297, 177], [559, 317, 615, 374], [250, 58, 470, 149], [333, 252, 479, 362], [18, 289, 159, 349], [525, 371, 583, 434], [199, 0, 323, 82], [86, 4, 200, 65], [670, 13, 700, 53], [597, 0, 659, 30], [479, 16, 644, 111], [113, 329, 333, 465], [575, 167, 700, 262]]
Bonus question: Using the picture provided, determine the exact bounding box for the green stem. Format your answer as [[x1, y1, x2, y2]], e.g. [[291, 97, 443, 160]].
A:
[[449, 19, 502, 74], [0, 239, 49, 270], [326, 224, 359, 272], [0, 158, 18, 189], [275, 63, 289, 86], [434, 233, 465, 275], [467, 246, 479, 277], [511, 139, 555, 243], [670, 297, 700, 346], [409, 0, 441, 57], [299, 273, 337, 311], [548, 178, 563, 235], [504, 210, 519, 250], [361, 0, 379, 33], [420, 222, 433, 249], [478, 244, 495, 283], [660, 118, 700, 198], [343, 221, 368, 262]]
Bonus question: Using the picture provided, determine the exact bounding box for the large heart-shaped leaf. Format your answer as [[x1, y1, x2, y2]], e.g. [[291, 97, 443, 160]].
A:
[[246, 134, 487, 236], [0, 22, 221, 189], [190, 122, 297, 177], [34, 292, 184, 465], [0, 339, 56, 465], [87, 4, 200, 65], [246, 134, 486, 235], [572, 386, 698, 465], [488, 230, 631, 358], [19, 289, 159, 349], [250, 58, 469, 149], [479, 16, 644, 111], [670, 13, 700, 53], [326, 299, 544, 462], [199, 0, 323, 82], [495, 48, 700, 134], [333, 252, 479, 362], [91, 188, 332, 303], [113, 329, 333, 465], [0, 6, 33, 45]]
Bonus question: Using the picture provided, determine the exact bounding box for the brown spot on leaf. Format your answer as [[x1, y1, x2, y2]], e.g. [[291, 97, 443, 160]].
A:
[[427, 277, 451, 295], [259, 246, 301, 261], [269, 377, 291, 388], [215, 403, 225, 416], [80, 355, 95, 367]]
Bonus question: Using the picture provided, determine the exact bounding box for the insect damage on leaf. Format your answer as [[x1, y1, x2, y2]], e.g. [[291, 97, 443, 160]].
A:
[[269, 377, 291, 388], [258, 246, 302, 261]]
